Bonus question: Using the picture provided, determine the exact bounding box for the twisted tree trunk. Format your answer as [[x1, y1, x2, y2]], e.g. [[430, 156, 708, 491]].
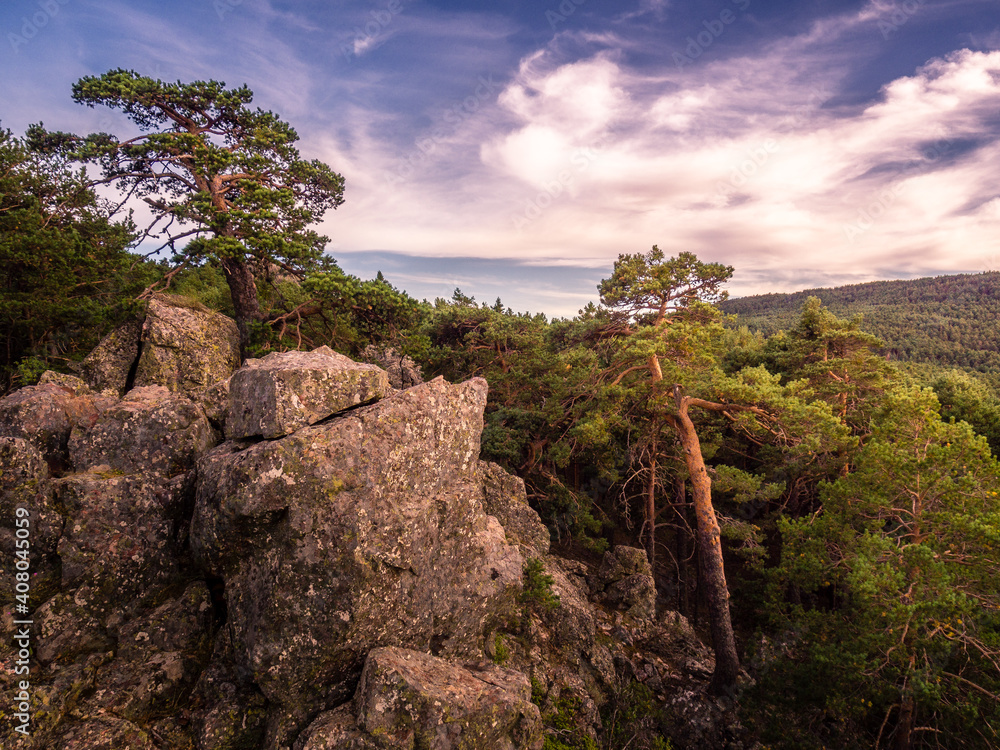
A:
[[668, 386, 740, 695]]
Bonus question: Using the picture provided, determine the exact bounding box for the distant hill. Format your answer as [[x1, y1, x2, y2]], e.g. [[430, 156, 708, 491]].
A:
[[721, 271, 1000, 385]]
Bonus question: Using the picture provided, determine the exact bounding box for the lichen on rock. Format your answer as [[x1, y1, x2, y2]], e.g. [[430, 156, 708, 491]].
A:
[[226, 346, 391, 439]]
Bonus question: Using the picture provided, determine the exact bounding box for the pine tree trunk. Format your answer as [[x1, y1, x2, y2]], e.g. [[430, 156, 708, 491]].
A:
[[671, 390, 740, 696], [894, 693, 914, 750], [646, 448, 657, 572], [220, 256, 261, 356]]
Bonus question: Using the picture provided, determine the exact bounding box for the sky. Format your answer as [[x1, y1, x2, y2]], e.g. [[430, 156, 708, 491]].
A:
[[2, 0, 1000, 317]]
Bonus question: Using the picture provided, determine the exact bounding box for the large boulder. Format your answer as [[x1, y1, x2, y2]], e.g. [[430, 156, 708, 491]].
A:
[[0, 437, 62, 602], [295, 648, 543, 750], [78, 316, 144, 397], [78, 295, 241, 399], [30, 583, 215, 750], [38, 370, 91, 395], [191, 376, 524, 744], [225, 346, 390, 439], [294, 705, 374, 750], [361, 345, 423, 390], [478, 461, 550, 556], [69, 385, 216, 477], [133, 295, 241, 395], [53, 469, 193, 618], [590, 546, 657, 621], [0, 384, 109, 472], [354, 647, 542, 750]]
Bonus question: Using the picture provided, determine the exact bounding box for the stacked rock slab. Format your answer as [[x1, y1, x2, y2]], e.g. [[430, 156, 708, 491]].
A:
[[478, 460, 550, 557], [294, 647, 542, 749], [133, 295, 241, 395], [192, 364, 525, 746], [0, 383, 110, 472], [225, 345, 390, 439], [590, 545, 658, 621]]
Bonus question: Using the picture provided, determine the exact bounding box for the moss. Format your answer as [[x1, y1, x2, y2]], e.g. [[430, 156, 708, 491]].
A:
[[151, 292, 212, 314], [531, 676, 546, 706], [601, 681, 673, 750], [492, 633, 510, 665]]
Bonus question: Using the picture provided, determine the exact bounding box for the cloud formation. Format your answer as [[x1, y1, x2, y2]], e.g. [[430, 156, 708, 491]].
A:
[[2, 0, 999, 315]]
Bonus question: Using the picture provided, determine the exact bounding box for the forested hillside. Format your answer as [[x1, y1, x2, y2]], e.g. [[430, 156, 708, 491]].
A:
[[721, 272, 1000, 384]]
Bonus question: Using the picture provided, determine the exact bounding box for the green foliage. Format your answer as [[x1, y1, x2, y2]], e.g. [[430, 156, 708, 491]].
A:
[[751, 296, 895, 435], [296, 261, 425, 354], [759, 386, 1000, 748], [33, 69, 344, 270], [932, 369, 1000, 455], [601, 681, 673, 750], [540, 692, 599, 750], [599, 246, 733, 325], [407, 256, 1000, 748], [520, 558, 560, 613], [418, 292, 613, 549], [0, 126, 143, 393], [492, 633, 510, 665], [29, 69, 346, 337]]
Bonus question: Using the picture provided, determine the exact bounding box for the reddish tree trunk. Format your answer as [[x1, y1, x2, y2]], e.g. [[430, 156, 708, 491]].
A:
[[670, 389, 740, 695]]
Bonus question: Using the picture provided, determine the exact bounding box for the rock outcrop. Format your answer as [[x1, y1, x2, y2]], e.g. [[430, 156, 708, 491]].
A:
[[133, 295, 241, 395], [193, 374, 522, 744], [295, 647, 542, 749], [478, 460, 550, 557], [0, 308, 735, 750], [0, 383, 109, 472], [78, 294, 240, 398], [361, 345, 424, 390], [225, 346, 390, 439]]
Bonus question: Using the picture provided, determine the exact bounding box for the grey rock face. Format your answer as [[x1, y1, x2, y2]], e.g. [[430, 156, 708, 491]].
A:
[[0, 437, 61, 599], [34, 582, 215, 750], [77, 295, 241, 399], [294, 705, 375, 750], [353, 647, 543, 750], [361, 345, 424, 390], [133, 295, 241, 395], [38, 370, 91, 394], [225, 346, 391, 439], [69, 385, 216, 476], [78, 315, 144, 397], [191, 628, 270, 750], [591, 545, 657, 621], [0, 384, 109, 471], [53, 470, 192, 618], [192, 376, 523, 743], [478, 460, 550, 556], [192, 376, 231, 429], [294, 648, 543, 750]]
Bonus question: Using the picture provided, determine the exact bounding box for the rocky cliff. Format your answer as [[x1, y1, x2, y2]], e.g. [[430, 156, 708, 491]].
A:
[[0, 297, 745, 750]]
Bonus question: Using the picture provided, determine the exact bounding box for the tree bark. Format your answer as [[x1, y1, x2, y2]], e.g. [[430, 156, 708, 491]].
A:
[[220, 255, 261, 356], [894, 692, 914, 750], [646, 448, 657, 572], [670, 387, 740, 695]]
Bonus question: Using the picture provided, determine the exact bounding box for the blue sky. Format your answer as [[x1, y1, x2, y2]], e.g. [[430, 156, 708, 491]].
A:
[[3, 0, 1000, 316]]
